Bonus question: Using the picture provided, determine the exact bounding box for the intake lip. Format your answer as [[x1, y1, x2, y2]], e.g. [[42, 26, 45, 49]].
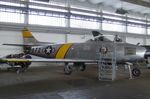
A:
[[144, 52, 150, 59]]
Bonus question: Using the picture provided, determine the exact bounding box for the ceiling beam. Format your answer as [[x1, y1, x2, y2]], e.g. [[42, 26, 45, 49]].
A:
[[122, 0, 150, 8]]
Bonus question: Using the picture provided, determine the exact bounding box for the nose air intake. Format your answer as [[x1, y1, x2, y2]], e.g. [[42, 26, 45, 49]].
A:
[[142, 46, 150, 59], [144, 52, 150, 59]]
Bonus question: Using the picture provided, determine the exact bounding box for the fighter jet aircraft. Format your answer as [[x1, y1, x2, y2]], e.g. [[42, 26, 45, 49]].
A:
[[0, 28, 148, 77]]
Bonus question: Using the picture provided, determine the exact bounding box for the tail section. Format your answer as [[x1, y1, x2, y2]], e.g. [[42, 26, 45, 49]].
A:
[[22, 28, 39, 44], [3, 28, 54, 53], [22, 28, 54, 45]]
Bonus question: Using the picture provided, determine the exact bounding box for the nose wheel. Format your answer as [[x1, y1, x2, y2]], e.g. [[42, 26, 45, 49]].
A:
[[132, 68, 141, 77]]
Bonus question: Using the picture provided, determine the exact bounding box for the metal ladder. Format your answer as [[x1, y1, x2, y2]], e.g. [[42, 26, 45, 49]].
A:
[[98, 42, 116, 81]]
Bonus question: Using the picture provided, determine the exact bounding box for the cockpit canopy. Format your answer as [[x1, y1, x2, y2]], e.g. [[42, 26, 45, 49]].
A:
[[92, 31, 111, 41], [94, 35, 111, 41], [87, 31, 122, 42]]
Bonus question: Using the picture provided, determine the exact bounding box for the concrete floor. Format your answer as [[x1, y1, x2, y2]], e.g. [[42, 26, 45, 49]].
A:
[[0, 65, 150, 99]]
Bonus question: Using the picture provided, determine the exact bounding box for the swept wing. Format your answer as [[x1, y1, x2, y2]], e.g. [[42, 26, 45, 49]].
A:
[[0, 58, 98, 63]]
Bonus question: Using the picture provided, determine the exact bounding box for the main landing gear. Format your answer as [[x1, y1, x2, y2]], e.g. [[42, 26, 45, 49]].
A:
[[6, 53, 32, 74], [64, 63, 72, 75], [64, 63, 86, 75]]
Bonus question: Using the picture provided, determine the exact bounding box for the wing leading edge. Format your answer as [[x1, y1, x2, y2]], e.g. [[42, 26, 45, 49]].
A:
[[0, 58, 98, 63]]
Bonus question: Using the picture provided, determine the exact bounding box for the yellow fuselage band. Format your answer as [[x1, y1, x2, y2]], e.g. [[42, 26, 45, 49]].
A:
[[56, 43, 72, 59]]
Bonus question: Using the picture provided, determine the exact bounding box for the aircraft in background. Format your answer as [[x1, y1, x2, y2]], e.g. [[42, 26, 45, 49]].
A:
[[0, 28, 149, 77]]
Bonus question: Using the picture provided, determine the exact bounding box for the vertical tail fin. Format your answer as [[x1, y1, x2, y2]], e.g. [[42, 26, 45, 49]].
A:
[[22, 28, 54, 46], [22, 28, 39, 44]]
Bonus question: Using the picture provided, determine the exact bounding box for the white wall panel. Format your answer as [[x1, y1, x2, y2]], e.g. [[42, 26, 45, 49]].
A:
[[146, 39, 150, 45], [32, 32, 66, 43], [102, 23, 125, 32], [67, 34, 92, 43], [126, 37, 144, 45], [0, 30, 23, 57]]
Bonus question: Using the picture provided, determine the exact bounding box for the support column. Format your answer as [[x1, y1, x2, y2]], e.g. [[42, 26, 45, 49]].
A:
[[65, 0, 71, 43], [24, 0, 29, 28], [144, 17, 148, 45], [124, 14, 128, 43], [97, 5, 102, 31]]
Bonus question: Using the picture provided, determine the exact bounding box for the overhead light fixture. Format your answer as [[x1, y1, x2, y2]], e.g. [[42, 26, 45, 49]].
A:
[[33, 0, 49, 2], [115, 8, 128, 15], [115, 1, 128, 15]]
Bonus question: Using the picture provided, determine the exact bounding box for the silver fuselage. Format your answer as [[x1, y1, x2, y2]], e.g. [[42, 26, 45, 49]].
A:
[[28, 40, 146, 63]]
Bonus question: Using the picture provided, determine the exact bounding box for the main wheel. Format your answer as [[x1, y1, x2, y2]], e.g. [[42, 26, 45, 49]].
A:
[[64, 65, 72, 75], [79, 64, 86, 71], [132, 68, 141, 77]]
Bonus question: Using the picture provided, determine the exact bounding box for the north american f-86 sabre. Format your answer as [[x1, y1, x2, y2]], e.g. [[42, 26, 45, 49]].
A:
[[0, 28, 149, 77]]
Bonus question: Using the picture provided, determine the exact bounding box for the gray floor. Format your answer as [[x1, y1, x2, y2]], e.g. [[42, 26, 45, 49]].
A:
[[0, 65, 150, 99]]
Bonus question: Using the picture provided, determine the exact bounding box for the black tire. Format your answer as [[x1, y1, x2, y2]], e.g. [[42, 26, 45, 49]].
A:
[[64, 66, 72, 75], [132, 68, 141, 77], [79, 64, 86, 71]]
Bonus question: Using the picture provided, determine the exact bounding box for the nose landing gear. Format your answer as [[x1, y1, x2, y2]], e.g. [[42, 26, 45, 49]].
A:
[[132, 68, 141, 77]]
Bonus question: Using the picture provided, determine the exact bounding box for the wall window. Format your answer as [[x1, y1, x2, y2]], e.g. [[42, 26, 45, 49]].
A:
[[102, 15, 125, 32], [70, 10, 99, 29], [127, 26, 145, 34], [127, 19, 146, 34], [0, 11, 24, 23], [102, 22, 125, 32], [29, 15, 66, 26], [70, 18, 99, 29]]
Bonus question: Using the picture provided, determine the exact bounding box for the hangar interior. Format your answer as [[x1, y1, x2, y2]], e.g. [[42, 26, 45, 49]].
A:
[[0, 0, 150, 98]]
